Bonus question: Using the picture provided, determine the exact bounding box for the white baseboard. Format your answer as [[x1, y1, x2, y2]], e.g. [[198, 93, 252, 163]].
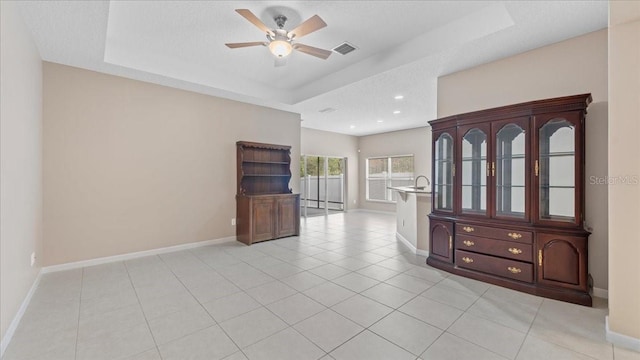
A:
[[1, 270, 42, 358], [396, 232, 429, 257], [593, 287, 608, 299], [348, 209, 395, 215], [396, 232, 416, 253], [42, 236, 236, 274], [416, 248, 430, 257], [606, 316, 640, 352]]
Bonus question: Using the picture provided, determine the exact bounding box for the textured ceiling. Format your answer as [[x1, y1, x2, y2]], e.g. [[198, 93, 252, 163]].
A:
[[17, 1, 607, 136]]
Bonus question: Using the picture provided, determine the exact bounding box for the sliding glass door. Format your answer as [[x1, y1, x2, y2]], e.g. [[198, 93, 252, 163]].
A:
[[300, 155, 346, 217]]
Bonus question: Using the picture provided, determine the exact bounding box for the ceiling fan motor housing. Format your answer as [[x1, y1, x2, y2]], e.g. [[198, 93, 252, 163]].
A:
[[274, 15, 287, 29], [268, 28, 291, 41]]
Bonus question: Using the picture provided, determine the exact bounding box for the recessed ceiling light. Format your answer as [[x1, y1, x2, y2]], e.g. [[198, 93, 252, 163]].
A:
[[394, 95, 404, 100], [393, 110, 401, 115], [349, 125, 356, 129], [377, 120, 384, 123]]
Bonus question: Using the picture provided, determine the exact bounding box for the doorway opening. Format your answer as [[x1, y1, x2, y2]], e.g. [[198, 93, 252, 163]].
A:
[[300, 155, 347, 217]]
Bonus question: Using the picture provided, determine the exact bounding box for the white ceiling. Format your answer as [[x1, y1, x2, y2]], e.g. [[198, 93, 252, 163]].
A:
[[17, 1, 607, 136]]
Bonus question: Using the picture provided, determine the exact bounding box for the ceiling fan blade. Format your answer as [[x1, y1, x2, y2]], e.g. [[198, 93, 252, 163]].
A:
[[288, 15, 327, 39], [293, 44, 332, 60], [225, 41, 267, 48], [274, 57, 287, 67], [235, 9, 274, 37]]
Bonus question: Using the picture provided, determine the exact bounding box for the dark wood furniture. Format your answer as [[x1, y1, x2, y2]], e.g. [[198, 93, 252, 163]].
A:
[[236, 141, 300, 245], [427, 94, 593, 306]]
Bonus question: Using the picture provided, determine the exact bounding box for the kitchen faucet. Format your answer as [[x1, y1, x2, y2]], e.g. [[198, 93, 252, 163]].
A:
[[415, 175, 430, 189]]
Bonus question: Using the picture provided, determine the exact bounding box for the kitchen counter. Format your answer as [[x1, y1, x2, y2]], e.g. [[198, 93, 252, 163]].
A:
[[386, 186, 432, 195], [388, 187, 431, 256]]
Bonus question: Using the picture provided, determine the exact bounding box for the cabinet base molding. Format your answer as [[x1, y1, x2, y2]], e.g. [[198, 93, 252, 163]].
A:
[[427, 256, 592, 306]]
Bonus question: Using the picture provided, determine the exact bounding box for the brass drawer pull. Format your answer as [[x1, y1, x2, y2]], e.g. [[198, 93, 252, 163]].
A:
[[507, 267, 522, 274], [461, 257, 474, 264], [508, 247, 523, 255], [463, 240, 475, 247], [463, 226, 475, 233], [507, 232, 523, 240]]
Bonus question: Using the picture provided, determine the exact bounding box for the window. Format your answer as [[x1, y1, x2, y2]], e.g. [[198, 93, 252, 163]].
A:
[[366, 155, 414, 202]]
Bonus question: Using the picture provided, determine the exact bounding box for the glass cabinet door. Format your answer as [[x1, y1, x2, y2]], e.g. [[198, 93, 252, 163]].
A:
[[495, 122, 527, 219], [434, 131, 454, 212], [460, 127, 488, 216], [537, 115, 579, 224]]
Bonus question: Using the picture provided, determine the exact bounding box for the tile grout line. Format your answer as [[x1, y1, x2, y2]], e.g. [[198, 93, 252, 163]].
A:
[[512, 295, 545, 360], [517, 299, 605, 360], [317, 262, 442, 357], [123, 257, 165, 359], [430, 285, 518, 360], [201, 231, 405, 357], [153, 250, 248, 358], [73, 268, 84, 360], [362, 271, 481, 358], [185, 243, 317, 359]]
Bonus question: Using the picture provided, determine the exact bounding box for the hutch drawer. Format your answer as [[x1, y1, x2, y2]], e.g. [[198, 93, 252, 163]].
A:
[[456, 234, 533, 262], [456, 223, 533, 244], [456, 250, 534, 283]]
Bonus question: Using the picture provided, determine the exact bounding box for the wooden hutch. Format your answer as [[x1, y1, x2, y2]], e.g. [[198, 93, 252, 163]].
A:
[[236, 141, 300, 245], [427, 94, 593, 306]]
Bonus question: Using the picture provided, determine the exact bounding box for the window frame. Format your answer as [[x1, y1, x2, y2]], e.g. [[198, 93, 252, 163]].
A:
[[365, 154, 415, 203]]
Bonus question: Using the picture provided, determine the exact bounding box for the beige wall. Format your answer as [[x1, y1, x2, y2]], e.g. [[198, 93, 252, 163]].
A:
[[43, 63, 300, 266], [358, 127, 432, 213], [437, 29, 609, 292], [301, 128, 359, 210], [0, 0, 44, 344], [607, 1, 640, 341]]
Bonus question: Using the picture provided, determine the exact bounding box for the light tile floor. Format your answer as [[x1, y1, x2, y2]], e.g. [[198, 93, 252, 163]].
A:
[[3, 212, 638, 360]]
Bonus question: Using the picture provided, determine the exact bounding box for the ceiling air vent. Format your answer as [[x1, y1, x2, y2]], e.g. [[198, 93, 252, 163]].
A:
[[319, 107, 336, 114], [332, 42, 357, 55]]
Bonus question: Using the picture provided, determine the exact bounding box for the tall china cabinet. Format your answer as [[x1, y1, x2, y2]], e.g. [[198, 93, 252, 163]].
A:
[[427, 94, 593, 306]]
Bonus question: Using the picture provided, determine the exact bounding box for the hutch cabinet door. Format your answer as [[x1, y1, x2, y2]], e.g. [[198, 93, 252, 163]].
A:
[[533, 111, 584, 228], [536, 233, 588, 292], [457, 124, 490, 218], [491, 117, 530, 221], [429, 220, 454, 263], [432, 129, 456, 214], [275, 195, 299, 238], [252, 198, 276, 242]]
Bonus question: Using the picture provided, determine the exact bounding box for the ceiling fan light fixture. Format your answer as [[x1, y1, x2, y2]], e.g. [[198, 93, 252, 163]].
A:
[[228, 9, 330, 63], [269, 40, 292, 58]]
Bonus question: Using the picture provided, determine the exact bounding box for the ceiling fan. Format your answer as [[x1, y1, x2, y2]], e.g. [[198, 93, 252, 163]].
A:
[[225, 9, 332, 66]]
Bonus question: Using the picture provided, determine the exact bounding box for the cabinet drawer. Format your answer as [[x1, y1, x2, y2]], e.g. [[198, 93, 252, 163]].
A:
[[455, 250, 533, 283], [456, 235, 533, 262], [456, 224, 532, 244]]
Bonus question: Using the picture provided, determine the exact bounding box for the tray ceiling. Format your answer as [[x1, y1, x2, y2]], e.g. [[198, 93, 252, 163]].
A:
[[18, 1, 607, 135]]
